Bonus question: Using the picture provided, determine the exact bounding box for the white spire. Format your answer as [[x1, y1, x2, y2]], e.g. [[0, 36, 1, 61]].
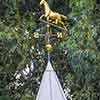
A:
[[36, 61, 67, 100], [46, 61, 53, 71]]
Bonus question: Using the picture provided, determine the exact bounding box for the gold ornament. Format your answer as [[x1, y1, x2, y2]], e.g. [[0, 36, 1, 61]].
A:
[[33, 32, 39, 38], [46, 43, 53, 52], [57, 32, 65, 38], [40, 0, 67, 24]]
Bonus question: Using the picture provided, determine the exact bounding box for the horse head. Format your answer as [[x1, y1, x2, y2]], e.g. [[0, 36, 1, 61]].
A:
[[40, 0, 46, 5]]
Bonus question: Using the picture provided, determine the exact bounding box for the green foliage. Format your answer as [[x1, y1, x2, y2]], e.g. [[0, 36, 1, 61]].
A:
[[0, 0, 100, 100]]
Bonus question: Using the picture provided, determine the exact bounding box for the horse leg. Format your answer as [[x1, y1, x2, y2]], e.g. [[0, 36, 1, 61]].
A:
[[60, 21, 67, 30], [47, 16, 50, 21], [55, 19, 58, 24], [39, 14, 45, 19]]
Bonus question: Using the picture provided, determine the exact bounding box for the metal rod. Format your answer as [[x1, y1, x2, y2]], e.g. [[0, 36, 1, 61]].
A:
[[39, 19, 68, 32], [47, 24, 51, 61]]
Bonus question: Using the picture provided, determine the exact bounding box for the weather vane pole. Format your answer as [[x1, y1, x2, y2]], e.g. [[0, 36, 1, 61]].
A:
[[46, 24, 52, 61]]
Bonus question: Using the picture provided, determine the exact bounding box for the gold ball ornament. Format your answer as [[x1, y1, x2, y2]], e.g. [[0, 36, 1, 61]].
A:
[[46, 43, 53, 52]]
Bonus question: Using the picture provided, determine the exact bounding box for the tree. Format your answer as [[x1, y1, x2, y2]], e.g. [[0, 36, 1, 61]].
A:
[[0, 0, 100, 100]]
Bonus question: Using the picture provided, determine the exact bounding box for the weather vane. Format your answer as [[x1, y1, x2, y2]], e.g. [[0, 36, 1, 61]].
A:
[[36, 1, 69, 100], [39, 0, 68, 31], [36, 1, 68, 100], [39, 0, 68, 55]]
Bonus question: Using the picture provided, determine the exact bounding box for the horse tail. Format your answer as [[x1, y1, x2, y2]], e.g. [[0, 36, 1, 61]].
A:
[[61, 15, 67, 20]]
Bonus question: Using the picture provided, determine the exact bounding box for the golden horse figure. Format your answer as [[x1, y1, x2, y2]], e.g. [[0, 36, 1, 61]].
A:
[[40, 0, 67, 26]]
